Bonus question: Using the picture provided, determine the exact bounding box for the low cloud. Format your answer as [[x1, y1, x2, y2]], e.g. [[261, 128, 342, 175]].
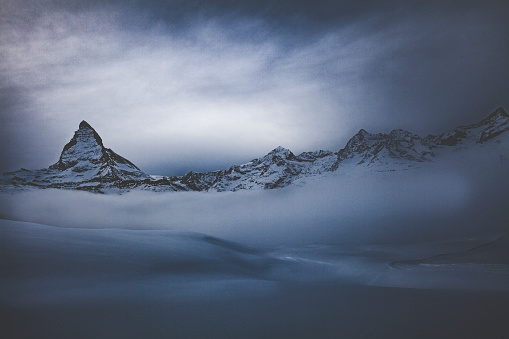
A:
[[2, 158, 507, 246]]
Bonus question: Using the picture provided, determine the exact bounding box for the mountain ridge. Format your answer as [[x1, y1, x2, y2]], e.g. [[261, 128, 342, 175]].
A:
[[1, 107, 508, 193]]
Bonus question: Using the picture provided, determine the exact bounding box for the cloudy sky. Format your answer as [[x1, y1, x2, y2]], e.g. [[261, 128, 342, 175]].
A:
[[1, 0, 508, 176]]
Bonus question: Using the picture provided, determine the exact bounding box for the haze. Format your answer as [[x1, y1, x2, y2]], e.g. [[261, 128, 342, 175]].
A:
[[1, 0, 508, 175]]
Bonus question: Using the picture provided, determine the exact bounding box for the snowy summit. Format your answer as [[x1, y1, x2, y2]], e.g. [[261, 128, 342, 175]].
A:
[[1, 107, 508, 193]]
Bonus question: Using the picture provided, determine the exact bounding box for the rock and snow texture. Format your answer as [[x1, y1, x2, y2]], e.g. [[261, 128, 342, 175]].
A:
[[1, 107, 509, 193], [336, 128, 434, 168], [432, 107, 509, 146], [0, 121, 152, 192], [176, 147, 339, 192], [50, 121, 143, 177]]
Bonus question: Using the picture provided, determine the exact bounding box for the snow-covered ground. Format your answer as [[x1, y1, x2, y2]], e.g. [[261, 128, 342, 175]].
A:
[[1, 219, 508, 338]]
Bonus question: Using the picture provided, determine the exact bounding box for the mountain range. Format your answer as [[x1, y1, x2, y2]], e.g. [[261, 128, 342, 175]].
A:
[[1, 107, 508, 193]]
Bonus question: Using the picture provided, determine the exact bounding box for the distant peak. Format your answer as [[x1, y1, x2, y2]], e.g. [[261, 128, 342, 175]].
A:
[[49, 121, 106, 170], [476, 106, 509, 126], [63, 121, 104, 151], [353, 129, 370, 140], [265, 146, 295, 160], [79, 120, 94, 130], [77, 120, 103, 146], [271, 146, 290, 153], [491, 107, 508, 118]]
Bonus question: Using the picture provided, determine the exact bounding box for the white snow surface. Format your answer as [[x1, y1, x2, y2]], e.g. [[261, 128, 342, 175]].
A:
[[2, 107, 508, 193], [1, 219, 508, 311]]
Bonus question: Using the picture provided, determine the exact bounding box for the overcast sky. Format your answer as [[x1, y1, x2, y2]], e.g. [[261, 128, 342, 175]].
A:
[[1, 0, 508, 175]]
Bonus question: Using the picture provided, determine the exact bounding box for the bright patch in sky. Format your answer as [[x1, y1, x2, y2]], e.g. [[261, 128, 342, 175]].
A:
[[1, 1, 508, 175]]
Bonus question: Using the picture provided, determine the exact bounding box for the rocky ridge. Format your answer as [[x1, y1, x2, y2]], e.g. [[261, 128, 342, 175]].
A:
[[1, 107, 508, 193]]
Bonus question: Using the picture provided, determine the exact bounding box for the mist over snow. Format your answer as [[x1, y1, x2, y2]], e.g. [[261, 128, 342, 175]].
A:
[[2, 155, 507, 246]]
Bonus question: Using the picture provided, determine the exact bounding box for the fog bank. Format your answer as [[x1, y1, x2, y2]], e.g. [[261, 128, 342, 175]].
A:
[[2, 160, 507, 246]]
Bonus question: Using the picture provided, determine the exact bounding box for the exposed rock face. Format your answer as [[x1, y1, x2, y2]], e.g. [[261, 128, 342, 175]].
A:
[[337, 128, 434, 167], [142, 106, 509, 192], [49, 121, 144, 179], [1, 107, 508, 193], [1, 121, 154, 192], [432, 107, 509, 145], [160, 147, 338, 192]]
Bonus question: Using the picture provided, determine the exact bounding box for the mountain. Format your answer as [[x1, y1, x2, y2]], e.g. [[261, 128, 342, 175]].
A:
[[173, 107, 509, 191], [0, 121, 155, 192], [174, 147, 338, 192], [1, 107, 508, 193], [337, 107, 509, 168], [337, 128, 434, 168], [432, 107, 509, 145]]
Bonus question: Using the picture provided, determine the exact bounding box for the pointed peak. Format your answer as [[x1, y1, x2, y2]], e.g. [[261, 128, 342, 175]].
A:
[[264, 146, 295, 160], [271, 146, 291, 153], [76, 120, 103, 146], [352, 129, 370, 140], [473, 106, 509, 127], [50, 120, 105, 170], [79, 120, 94, 130], [489, 106, 508, 119]]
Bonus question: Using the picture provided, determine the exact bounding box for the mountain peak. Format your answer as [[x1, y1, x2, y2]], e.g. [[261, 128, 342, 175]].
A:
[[271, 146, 291, 154], [50, 121, 106, 170], [471, 107, 509, 128], [79, 120, 93, 130], [353, 129, 370, 140], [46, 120, 146, 182], [488, 107, 508, 120], [255, 146, 296, 163], [268, 146, 295, 159], [77, 121, 103, 145]]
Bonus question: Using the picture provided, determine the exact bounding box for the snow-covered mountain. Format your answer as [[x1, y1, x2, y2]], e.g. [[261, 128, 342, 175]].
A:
[[173, 147, 338, 192], [337, 107, 509, 168], [166, 106, 509, 191], [1, 107, 508, 193], [0, 121, 153, 192]]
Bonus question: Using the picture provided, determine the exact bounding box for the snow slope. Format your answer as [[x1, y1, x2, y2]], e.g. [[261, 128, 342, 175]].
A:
[[0, 121, 153, 192], [1, 217, 508, 338], [1, 107, 508, 193], [1, 219, 507, 308]]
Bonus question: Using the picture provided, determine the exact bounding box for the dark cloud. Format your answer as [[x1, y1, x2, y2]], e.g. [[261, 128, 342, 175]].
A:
[[1, 0, 508, 175]]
